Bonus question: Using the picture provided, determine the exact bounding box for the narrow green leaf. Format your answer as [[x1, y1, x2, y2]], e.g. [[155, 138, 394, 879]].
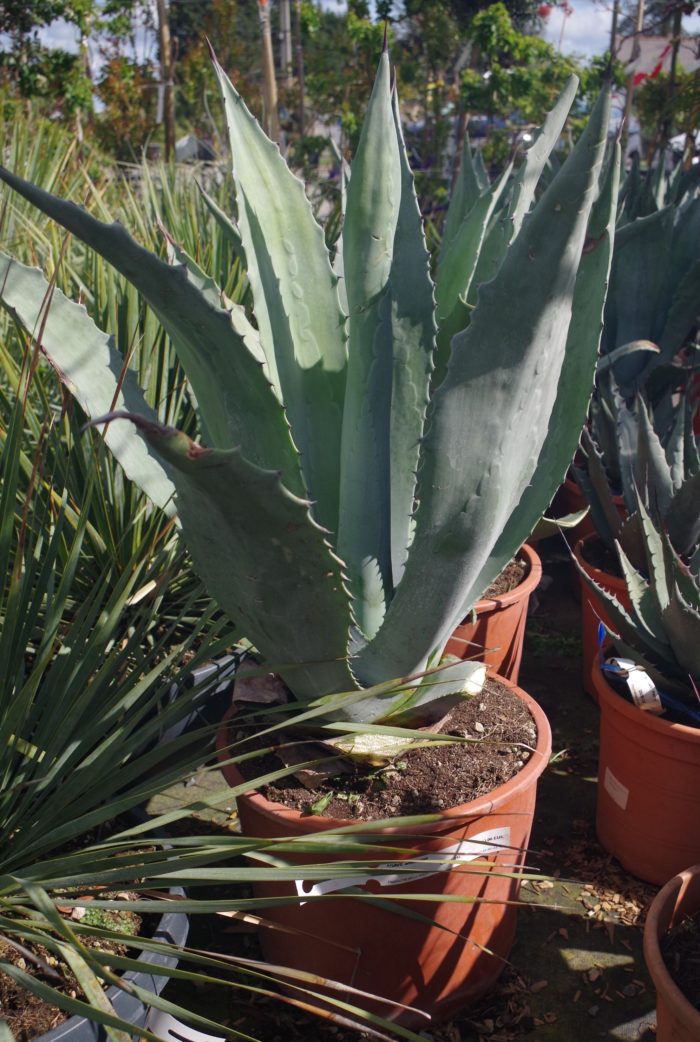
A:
[[196, 179, 245, 262], [0, 252, 176, 513], [0, 163, 304, 496]]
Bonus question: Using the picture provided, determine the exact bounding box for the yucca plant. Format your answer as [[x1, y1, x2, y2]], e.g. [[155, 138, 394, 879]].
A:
[[1, 376, 441, 1042], [0, 49, 618, 743]]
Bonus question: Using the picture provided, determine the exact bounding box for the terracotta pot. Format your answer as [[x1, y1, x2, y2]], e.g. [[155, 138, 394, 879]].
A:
[[216, 676, 551, 1026], [444, 544, 542, 684], [592, 663, 700, 885], [644, 864, 700, 1042], [574, 535, 631, 700]]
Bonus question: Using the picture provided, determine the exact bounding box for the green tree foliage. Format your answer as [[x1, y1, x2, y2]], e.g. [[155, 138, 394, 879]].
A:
[[173, 0, 263, 135], [299, 1, 386, 145], [635, 67, 700, 152], [94, 56, 158, 160], [0, 0, 95, 119], [461, 3, 583, 124]]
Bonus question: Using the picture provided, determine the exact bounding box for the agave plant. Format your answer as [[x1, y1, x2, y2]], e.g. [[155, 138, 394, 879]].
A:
[[598, 185, 700, 432], [577, 486, 700, 723], [1, 370, 441, 1042], [0, 48, 618, 737], [574, 391, 700, 577]]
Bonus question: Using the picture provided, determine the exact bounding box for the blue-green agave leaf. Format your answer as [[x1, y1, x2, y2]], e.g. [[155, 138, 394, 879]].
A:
[[0, 252, 175, 514], [337, 48, 402, 639], [213, 54, 347, 536], [355, 90, 615, 685], [0, 164, 305, 497], [100, 413, 356, 702]]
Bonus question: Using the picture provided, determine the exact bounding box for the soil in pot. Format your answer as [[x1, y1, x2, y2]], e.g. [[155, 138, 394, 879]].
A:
[[240, 676, 537, 819], [445, 545, 542, 684], [0, 899, 143, 1042], [661, 909, 700, 1014]]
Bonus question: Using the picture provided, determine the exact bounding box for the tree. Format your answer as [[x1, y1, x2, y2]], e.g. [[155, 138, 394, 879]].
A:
[[0, 1, 95, 122]]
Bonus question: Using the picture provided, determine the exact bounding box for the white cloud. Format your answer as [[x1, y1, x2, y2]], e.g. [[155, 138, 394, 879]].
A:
[[542, 0, 700, 59], [542, 0, 613, 58], [37, 19, 80, 52]]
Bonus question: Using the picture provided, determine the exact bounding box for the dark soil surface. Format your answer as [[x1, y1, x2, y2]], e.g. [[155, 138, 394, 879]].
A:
[[483, 557, 528, 598], [661, 908, 700, 1013], [0, 902, 142, 1042], [244, 677, 536, 821]]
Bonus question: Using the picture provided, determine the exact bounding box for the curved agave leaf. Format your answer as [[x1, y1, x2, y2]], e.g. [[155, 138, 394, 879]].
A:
[[433, 161, 512, 383], [384, 88, 435, 590], [663, 585, 700, 681], [636, 396, 674, 519], [468, 76, 579, 293], [212, 53, 347, 535], [0, 164, 305, 498], [93, 413, 356, 702], [0, 252, 176, 514], [440, 134, 485, 258]]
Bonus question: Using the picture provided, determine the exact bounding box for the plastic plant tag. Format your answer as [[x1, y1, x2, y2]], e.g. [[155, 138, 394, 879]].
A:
[[294, 826, 512, 902], [603, 766, 629, 810], [603, 657, 664, 714], [145, 1010, 226, 1042]]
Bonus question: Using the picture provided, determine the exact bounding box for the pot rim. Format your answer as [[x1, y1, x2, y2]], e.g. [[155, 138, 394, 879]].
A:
[[467, 543, 543, 615], [573, 534, 627, 591], [593, 658, 700, 742], [216, 672, 552, 837], [643, 864, 700, 1031], [563, 473, 625, 506]]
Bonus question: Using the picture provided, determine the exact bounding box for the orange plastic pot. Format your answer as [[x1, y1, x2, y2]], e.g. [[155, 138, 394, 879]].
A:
[[217, 676, 551, 1026], [444, 544, 542, 684], [592, 664, 700, 885], [574, 535, 630, 700], [644, 864, 700, 1042]]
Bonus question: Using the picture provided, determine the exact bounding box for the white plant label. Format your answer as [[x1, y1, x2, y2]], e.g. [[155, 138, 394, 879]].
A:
[[607, 657, 664, 714], [604, 766, 629, 811], [626, 669, 664, 714], [294, 826, 512, 902]]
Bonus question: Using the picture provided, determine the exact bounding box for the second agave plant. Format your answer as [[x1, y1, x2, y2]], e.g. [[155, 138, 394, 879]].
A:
[[0, 48, 618, 723]]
